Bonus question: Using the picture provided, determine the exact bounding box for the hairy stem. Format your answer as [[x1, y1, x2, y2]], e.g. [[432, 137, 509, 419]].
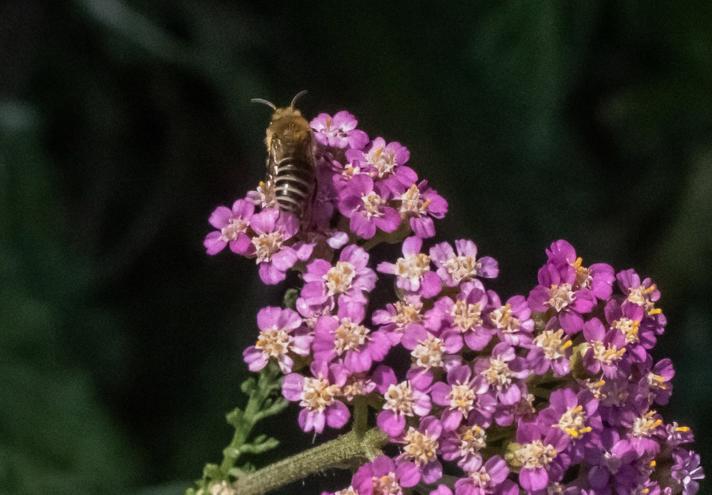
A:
[[234, 428, 388, 495]]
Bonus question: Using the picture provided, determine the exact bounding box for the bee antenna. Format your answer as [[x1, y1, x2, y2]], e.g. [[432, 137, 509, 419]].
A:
[[250, 98, 277, 111], [290, 90, 308, 109]]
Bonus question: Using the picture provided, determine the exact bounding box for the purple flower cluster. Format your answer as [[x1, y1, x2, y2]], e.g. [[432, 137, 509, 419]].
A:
[[206, 110, 703, 494]]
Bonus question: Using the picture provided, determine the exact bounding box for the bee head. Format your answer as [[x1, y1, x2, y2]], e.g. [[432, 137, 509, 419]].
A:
[[252, 91, 311, 149]]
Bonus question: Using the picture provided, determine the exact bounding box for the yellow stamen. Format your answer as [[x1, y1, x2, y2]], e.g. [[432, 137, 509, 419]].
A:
[[560, 340, 573, 351], [644, 284, 657, 294], [649, 459, 657, 468], [648, 308, 663, 315], [573, 257, 583, 269], [676, 426, 691, 433]]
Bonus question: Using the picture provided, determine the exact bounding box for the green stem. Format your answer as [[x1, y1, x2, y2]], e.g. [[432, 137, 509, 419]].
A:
[[234, 428, 388, 495]]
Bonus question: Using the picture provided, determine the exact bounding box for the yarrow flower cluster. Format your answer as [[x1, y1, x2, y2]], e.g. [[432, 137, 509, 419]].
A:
[[205, 110, 703, 494]]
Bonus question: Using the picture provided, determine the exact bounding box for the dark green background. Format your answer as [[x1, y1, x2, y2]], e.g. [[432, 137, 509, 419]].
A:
[[1, 1, 711, 493]]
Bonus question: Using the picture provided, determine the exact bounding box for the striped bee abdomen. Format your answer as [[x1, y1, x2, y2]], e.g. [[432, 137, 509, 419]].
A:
[[270, 156, 315, 215]]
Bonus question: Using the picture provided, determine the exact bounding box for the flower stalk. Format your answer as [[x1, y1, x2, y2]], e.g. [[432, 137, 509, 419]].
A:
[[234, 428, 388, 495]]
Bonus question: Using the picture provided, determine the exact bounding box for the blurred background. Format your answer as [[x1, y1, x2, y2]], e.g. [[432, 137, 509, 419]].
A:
[[1, 1, 711, 493]]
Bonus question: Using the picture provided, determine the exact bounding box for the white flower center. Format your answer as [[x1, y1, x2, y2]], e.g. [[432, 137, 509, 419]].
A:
[[324, 261, 356, 295], [631, 411, 663, 438], [383, 382, 415, 416], [558, 405, 592, 439], [469, 468, 492, 488], [334, 319, 370, 355], [300, 377, 339, 412], [613, 317, 640, 344], [220, 218, 248, 242], [443, 255, 478, 284], [451, 300, 482, 332], [342, 163, 361, 178], [340, 378, 371, 401], [489, 304, 520, 333], [399, 184, 429, 216], [548, 283, 575, 312], [395, 253, 430, 283], [255, 327, 292, 359], [411, 334, 445, 370], [483, 357, 512, 389], [361, 191, 385, 218], [646, 372, 668, 391], [371, 473, 402, 495], [533, 329, 571, 360], [511, 440, 558, 469], [402, 427, 439, 465], [449, 383, 476, 414], [252, 231, 284, 263], [367, 146, 397, 178], [393, 300, 423, 328], [458, 424, 487, 456], [590, 341, 626, 366]]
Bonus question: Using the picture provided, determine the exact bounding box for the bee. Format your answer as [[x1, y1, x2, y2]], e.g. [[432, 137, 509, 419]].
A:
[[251, 90, 316, 221]]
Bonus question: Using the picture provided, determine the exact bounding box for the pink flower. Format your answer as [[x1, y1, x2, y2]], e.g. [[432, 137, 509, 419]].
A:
[[359, 137, 417, 195], [301, 244, 377, 307], [351, 455, 420, 494], [395, 416, 444, 485], [375, 367, 431, 437], [242, 306, 311, 373], [486, 291, 534, 346], [310, 111, 369, 150], [377, 236, 442, 297], [337, 175, 401, 239], [398, 181, 448, 238], [527, 261, 596, 334], [453, 456, 513, 495], [430, 240, 499, 287], [428, 283, 493, 353], [204, 199, 254, 255], [282, 362, 350, 434], [249, 208, 313, 285], [312, 302, 391, 373]]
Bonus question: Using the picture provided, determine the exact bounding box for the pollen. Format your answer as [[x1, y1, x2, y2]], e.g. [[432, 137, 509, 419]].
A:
[[399, 184, 428, 216], [557, 405, 592, 439], [367, 146, 398, 178], [255, 327, 292, 359], [510, 440, 558, 469], [393, 300, 423, 328], [361, 191, 385, 218], [533, 328, 569, 360], [613, 317, 640, 344], [402, 427, 439, 465], [324, 261, 357, 295], [220, 218, 248, 242], [383, 382, 416, 416], [394, 253, 431, 283], [573, 257, 592, 289], [443, 255, 478, 284], [252, 231, 284, 263], [451, 300, 483, 332], [300, 377, 339, 412], [458, 424, 487, 456], [591, 341, 626, 366], [483, 356, 513, 389], [548, 283, 575, 312], [449, 383, 476, 414], [489, 303, 520, 334], [333, 319, 370, 355], [371, 473, 402, 495], [631, 410, 664, 438], [411, 334, 445, 370]]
